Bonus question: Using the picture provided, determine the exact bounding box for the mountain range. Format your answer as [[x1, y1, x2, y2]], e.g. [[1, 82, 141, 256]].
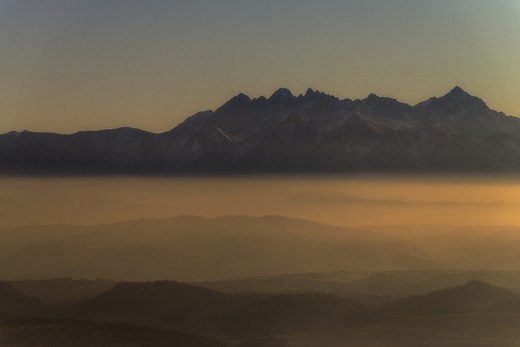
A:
[[2, 86, 520, 174]]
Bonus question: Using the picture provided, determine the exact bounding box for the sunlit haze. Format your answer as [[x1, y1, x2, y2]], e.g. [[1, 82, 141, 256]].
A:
[[2, 175, 520, 228]]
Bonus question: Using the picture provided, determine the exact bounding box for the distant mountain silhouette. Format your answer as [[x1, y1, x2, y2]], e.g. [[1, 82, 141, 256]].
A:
[[371, 225, 520, 271], [2, 87, 520, 174]]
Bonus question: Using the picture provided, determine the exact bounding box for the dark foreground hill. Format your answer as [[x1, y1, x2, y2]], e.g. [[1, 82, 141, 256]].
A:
[[217, 281, 520, 339], [220, 280, 520, 337], [2, 87, 520, 174], [0, 318, 226, 347], [77, 280, 234, 317], [0, 282, 51, 318], [69, 280, 520, 341], [373, 280, 520, 320], [4, 277, 520, 346]]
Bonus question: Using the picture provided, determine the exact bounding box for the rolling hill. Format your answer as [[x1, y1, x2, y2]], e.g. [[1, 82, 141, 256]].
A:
[[373, 280, 519, 320], [77, 280, 234, 317], [0, 281, 52, 318]]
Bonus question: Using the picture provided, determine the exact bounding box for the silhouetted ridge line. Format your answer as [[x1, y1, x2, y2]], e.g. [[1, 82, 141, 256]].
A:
[[2, 87, 520, 174], [78, 280, 234, 316], [373, 280, 519, 320]]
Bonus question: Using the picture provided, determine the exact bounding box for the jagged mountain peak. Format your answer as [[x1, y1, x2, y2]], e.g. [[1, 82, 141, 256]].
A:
[[365, 93, 380, 102], [304, 88, 326, 98], [361, 93, 405, 106], [300, 88, 339, 103], [2, 86, 520, 174], [213, 92, 253, 115], [305, 87, 315, 97], [448, 85, 465, 94], [235, 92, 251, 102], [269, 88, 294, 102], [221, 92, 252, 107], [416, 86, 487, 111], [441, 86, 482, 103]]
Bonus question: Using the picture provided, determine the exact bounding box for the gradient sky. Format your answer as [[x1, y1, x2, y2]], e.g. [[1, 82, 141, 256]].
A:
[[1, 0, 520, 135]]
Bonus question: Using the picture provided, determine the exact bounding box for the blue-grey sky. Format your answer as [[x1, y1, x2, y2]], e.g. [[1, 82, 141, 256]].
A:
[[1, 0, 520, 134]]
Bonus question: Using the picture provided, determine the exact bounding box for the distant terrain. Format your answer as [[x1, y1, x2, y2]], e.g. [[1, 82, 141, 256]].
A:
[[3, 214, 520, 345], [2, 87, 520, 174], [3, 216, 520, 282], [8, 278, 115, 305], [0, 215, 435, 281], [2, 278, 520, 346]]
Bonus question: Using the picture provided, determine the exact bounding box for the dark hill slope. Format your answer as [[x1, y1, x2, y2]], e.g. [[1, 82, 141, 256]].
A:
[[373, 280, 519, 320], [8, 278, 117, 304], [78, 280, 235, 316], [0, 282, 51, 317]]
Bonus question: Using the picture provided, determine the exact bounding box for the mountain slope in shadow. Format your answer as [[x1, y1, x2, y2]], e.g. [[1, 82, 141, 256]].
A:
[[77, 280, 235, 317], [0, 282, 51, 318], [373, 280, 519, 320]]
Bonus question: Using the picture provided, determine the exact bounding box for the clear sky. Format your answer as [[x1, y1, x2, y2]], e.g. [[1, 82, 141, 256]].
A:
[[1, 0, 520, 134]]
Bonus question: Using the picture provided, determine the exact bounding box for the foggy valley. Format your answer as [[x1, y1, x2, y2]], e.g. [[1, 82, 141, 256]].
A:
[[2, 176, 520, 346]]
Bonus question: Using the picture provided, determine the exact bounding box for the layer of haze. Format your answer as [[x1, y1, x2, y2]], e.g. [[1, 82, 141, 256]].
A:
[[1, 0, 520, 134], [1, 175, 520, 228]]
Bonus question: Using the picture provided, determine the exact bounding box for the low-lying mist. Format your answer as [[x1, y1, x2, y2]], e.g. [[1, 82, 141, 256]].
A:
[[2, 175, 520, 346], [2, 175, 520, 281], [1, 174, 520, 228]]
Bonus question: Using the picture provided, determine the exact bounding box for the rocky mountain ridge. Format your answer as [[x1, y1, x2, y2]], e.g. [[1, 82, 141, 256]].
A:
[[2, 87, 520, 174]]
